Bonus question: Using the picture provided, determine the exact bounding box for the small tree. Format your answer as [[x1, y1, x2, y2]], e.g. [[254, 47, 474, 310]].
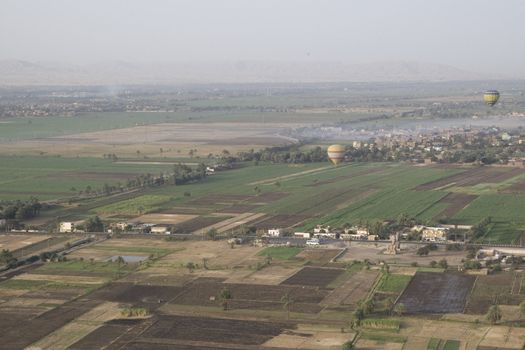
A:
[[417, 246, 430, 256], [486, 304, 502, 324], [219, 287, 232, 310], [430, 260, 437, 268], [186, 262, 196, 273], [520, 300, 525, 319], [383, 297, 394, 315], [438, 259, 448, 269], [393, 303, 406, 316], [352, 307, 365, 327], [206, 228, 218, 240], [281, 292, 294, 319]]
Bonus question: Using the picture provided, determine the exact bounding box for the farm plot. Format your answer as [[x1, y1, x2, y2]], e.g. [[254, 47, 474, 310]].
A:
[[416, 167, 524, 190], [503, 178, 525, 193], [254, 214, 309, 229], [130, 213, 197, 225], [187, 194, 253, 206], [432, 192, 478, 219], [281, 267, 344, 288], [137, 314, 290, 347], [246, 191, 289, 203], [194, 212, 266, 234], [322, 270, 379, 307], [69, 319, 148, 350], [296, 249, 343, 266], [92, 283, 183, 309], [0, 234, 50, 252], [171, 278, 328, 313], [396, 272, 475, 314], [465, 272, 523, 314], [173, 215, 230, 233]]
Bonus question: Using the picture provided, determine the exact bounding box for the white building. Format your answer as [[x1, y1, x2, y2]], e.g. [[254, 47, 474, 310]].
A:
[[59, 222, 75, 233], [267, 228, 282, 237], [151, 225, 170, 234], [422, 227, 449, 242], [294, 232, 311, 238]]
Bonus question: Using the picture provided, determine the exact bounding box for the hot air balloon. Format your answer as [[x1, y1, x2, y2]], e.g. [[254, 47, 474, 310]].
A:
[[483, 90, 500, 106], [327, 144, 345, 165]]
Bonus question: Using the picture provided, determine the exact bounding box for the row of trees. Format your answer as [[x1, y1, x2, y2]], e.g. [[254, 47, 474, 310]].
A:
[[0, 198, 42, 220]]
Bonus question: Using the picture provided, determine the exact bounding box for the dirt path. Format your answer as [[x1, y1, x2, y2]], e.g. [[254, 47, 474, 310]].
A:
[[192, 212, 266, 234], [248, 165, 340, 186]]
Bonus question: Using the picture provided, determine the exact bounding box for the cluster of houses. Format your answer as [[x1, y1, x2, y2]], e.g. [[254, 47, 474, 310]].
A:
[[59, 220, 173, 234], [264, 224, 463, 243]]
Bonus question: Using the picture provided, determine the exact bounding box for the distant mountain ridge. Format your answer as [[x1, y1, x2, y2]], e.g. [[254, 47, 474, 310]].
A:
[[0, 59, 504, 85]]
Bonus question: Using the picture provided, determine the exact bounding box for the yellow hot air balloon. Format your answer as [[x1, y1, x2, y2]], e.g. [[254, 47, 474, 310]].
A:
[[483, 90, 500, 106], [327, 144, 345, 165]]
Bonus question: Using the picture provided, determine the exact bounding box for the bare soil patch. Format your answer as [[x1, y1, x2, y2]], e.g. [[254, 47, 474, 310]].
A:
[[433, 192, 478, 219], [131, 213, 196, 225], [171, 277, 327, 313], [173, 215, 229, 233], [139, 314, 290, 346], [397, 272, 475, 314], [281, 267, 344, 288], [465, 273, 524, 314], [92, 283, 183, 309], [296, 249, 343, 266]]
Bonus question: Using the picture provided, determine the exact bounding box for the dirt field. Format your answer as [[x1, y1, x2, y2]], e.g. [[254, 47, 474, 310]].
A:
[[397, 272, 476, 314], [416, 167, 525, 190], [194, 212, 266, 234], [465, 272, 525, 314], [433, 192, 478, 219], [0, 122, 297, 157], [173, 215, 230, 233], [131, 213, 197, 225], [295, 249, 343, 266], [281, 267, 344, 288], [138, 314, 290, 347], [0, 234, 50, 252], [323, 270, 379, 308], [171, 277, 327, 313]]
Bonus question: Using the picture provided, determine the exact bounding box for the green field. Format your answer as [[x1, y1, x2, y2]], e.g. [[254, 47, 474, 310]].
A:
[[0, 155, 174, 200], [377, 274, 412, 293], [3, 154, 525, 243], [257, 247, 303, 260]]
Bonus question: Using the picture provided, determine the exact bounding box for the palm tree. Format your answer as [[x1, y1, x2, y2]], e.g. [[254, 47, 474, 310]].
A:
[[281, 292, 294, 319]]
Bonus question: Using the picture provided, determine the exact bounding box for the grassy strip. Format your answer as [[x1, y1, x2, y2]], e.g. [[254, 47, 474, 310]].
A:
[[443, 340, 460, 350], [361, 318, 400, 331], [427, 338, 441, 350], [0, 279, 100, 292], [90, 245, 173, 256], [360, 332, 407, 344]]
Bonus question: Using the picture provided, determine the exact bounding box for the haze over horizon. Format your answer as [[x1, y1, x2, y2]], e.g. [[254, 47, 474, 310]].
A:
[[2, 0, 525, 82]]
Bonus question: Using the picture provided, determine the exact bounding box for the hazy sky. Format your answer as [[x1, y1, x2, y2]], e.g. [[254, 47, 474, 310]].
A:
[[2, 0, 525, 75]]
